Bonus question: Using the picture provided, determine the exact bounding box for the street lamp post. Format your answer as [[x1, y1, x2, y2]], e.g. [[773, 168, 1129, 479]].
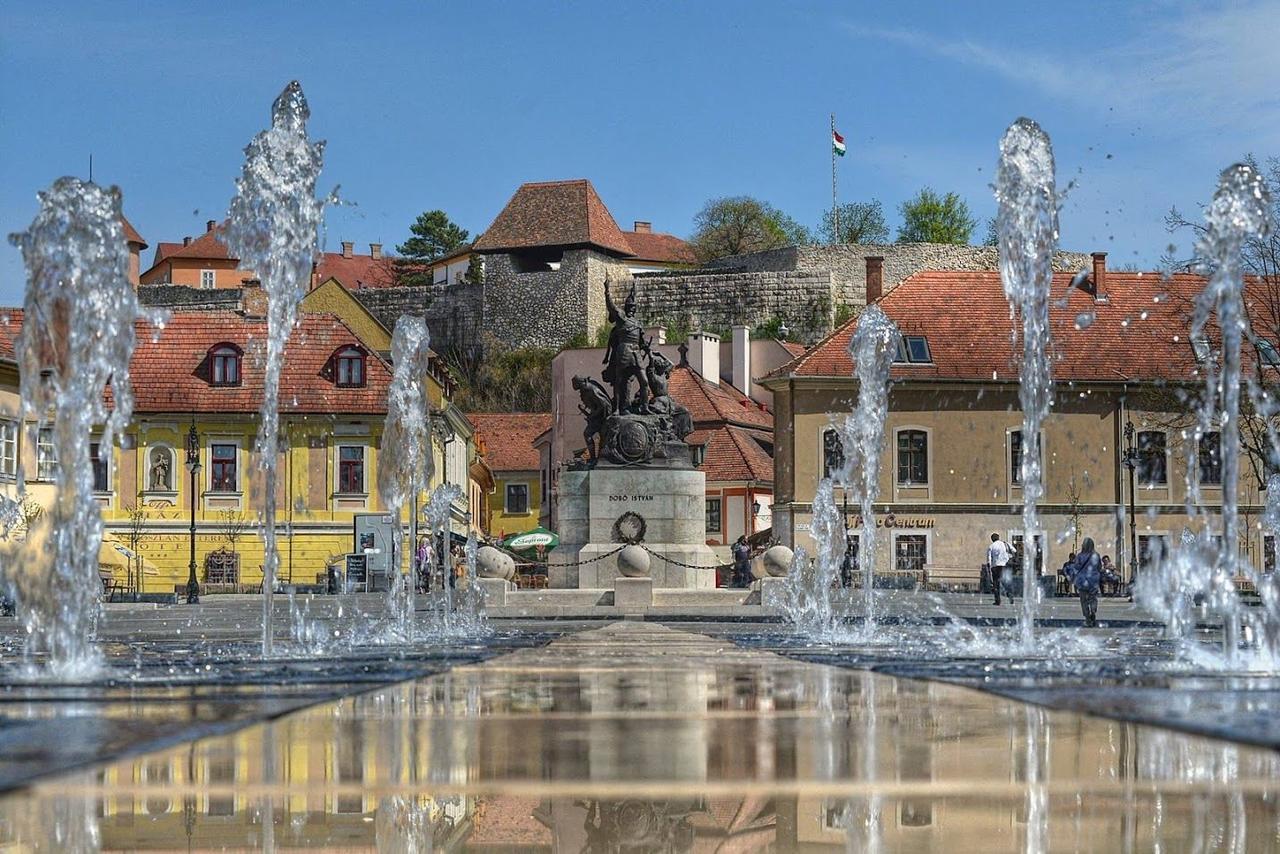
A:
[[1122, 421, 1139, 590], [185, 419, 201, 605]]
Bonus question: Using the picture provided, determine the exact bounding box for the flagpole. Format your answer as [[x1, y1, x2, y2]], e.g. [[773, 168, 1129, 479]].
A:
[[830, 113, 839, 242]]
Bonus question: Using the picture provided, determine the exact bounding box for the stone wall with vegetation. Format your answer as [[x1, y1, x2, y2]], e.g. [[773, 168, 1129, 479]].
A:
[[482, 249, 629, 350]]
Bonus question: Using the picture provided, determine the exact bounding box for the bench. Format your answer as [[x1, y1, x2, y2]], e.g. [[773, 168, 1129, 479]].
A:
[[100, 569, 118, 600]]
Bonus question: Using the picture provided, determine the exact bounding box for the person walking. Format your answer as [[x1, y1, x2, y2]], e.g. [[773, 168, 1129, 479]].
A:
[[731, 536, 752, 589], [1069, 538, 1120, 627], [988, 532, 1014, 605]]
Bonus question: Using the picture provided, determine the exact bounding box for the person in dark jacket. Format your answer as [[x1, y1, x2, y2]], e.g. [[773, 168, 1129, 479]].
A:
[[731, 536, 752, 588], [1069, 538, 1120, 627]]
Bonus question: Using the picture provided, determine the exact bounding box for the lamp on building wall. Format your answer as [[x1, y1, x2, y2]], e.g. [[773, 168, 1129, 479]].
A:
[[1122, 420, 1139, 590], [184, 418, 201, 605]]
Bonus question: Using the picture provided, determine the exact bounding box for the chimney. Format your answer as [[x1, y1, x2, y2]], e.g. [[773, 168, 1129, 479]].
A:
[[369, 242, 382, 260], [206, 219, 216, 233], [633, 221, 652, 234], [341, 241, 354, 259], [183, 236, 192, 246], [687, 332, 721, 386], [865, 255, 885, 304], [731, 324, 752, 397], [1092, 252, 1108, 303]]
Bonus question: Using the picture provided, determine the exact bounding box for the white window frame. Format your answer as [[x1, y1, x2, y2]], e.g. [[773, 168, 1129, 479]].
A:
[[207, 439, 241, 494], [89, 439, 112, 496], [334, 444, 367, 495], [1135, 429, 1170, 490], [892, 530, 931, 573], [894, 425, 932, 494], [1006, 529, 1047, 578], [0, 420, 17, 480], [706, 497, 723, 536], [504, 481, 530, 515], [200, 269, 216, 289], [36, 426, 57, 482], [1007, 428, 1045, 489], [1194, 430, 1224, 490], [819, 425, 845, 482]]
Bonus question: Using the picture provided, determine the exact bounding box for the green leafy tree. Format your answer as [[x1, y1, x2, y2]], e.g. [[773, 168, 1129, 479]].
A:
[[690, 196, 810, 261], [395, 210, 470, 286], [819, 200, 889, 244], [896, 188, 978, 245], [982, 216, 998, 247]]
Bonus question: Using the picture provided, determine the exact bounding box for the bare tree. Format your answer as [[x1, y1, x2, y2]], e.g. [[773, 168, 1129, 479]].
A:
[[217, 508, 250, 557], [1065, 471, 1083, 553], [123, 499, 148, 594]]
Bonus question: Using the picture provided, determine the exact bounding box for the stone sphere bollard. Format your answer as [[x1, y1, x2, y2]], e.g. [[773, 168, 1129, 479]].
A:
[[616, 544, 651, 578], [501, 552, 517, 581], [762, 545, 795, 578], [476, 546, 509, 580]]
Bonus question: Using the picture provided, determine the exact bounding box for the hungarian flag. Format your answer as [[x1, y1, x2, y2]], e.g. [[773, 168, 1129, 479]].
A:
[[832, 129, 846, 157]]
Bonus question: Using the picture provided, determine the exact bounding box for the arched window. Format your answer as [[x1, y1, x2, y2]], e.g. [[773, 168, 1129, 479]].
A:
[[335, 346, 366, 388], [209, 344, 242, 387]]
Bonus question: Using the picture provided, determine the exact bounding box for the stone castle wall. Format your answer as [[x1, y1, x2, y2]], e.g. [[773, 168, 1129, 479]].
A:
[[483, 249, 630, 350], [630, 269, 837, 343], [709, 243, 1092, 306]]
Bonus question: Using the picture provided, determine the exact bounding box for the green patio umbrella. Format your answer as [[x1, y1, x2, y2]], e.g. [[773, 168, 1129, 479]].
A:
[[503, 526, 560, 554]]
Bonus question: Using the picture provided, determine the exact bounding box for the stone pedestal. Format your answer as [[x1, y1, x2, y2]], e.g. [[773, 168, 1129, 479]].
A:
[[753, 577, 790, 611], [614, 577, 654, 611], [477, 578, 516, 608], [549, 467, 718, 590]]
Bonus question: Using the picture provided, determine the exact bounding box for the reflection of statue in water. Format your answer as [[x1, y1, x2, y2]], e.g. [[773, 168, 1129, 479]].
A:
[[602, 281, 649, 414], [149, 448, 171, 491], [573, 375, 612, 463], [578, 799, 696, 854], [645, 350, 693, 440]]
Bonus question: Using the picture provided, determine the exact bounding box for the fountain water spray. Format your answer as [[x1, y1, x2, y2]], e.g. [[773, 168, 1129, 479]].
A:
[[1138, 163, 1275, 666], [422, 484, 464, 630], [377, 317, 434, 641], [6, 178, 147, 676], [995, 117, 1059, 648], [842, 305, 900, 631], [785, 307, 898, 638], [223, 81, 327, 657]]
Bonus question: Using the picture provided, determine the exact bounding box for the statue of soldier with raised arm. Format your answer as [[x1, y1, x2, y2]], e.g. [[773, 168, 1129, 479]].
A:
[[602, 280, 649, 414]]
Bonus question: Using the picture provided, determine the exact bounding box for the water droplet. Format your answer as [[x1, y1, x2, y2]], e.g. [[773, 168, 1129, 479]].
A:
[[1075, 311, 1096, 329]]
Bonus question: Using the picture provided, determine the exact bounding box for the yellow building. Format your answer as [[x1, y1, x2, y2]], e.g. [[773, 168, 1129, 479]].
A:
[[764, 258, 1278, 585], [0, 311, 57, 530], [467, 413, 551, 540]]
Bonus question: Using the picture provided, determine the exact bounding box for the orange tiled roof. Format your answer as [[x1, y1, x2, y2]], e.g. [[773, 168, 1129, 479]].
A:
[[469, 412, 552, 471], [0, 309, 21, 362], [129, 311, 392, 414], [151, 222, 236, 266], [120, 215, 147, 249], [472, 180, 636, 257], [691, 424, 774, 483], [770, 270, 1250, 383], [669, 365, 774, 430], [315, 251, 398, 289], [624, 229, 696, 265]]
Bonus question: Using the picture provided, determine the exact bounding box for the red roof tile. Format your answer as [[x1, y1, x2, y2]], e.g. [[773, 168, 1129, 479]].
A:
[[0, 309, 21, 362], [130, 311, 392, 414], [314, 251, 398, 289], [771, 270, 1252, 383], [691, 425, 774, 483], [670, 365, 774, 430], [151, 222, 236, 266], [120, 215, 147, 249], [469, 413, 552, 471], [623, 229, 696, 265], [472, 180, 636, 257]]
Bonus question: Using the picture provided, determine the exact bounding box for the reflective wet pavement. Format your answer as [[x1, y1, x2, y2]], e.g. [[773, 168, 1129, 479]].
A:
[[2, 622, 1276, 851]]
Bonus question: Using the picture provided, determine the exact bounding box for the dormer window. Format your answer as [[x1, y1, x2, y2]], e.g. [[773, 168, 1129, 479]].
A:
[[335, 346, 366, 388], [210, 344, 242, 386], [894, 335, 932, 364], [1259, 339, 1280, 368], [1191, 334, 1211, 364]]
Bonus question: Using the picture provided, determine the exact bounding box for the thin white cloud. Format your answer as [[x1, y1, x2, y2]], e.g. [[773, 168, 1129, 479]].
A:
[[844, 3, 1280, 141]]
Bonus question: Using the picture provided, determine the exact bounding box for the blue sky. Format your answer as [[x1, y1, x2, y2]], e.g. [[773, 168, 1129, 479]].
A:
[[2, 1, 1278, 302]]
